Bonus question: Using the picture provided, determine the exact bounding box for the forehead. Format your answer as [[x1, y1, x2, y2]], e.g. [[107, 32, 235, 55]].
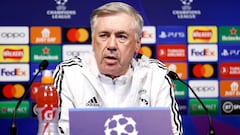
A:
[[95, 13, 135, 32]]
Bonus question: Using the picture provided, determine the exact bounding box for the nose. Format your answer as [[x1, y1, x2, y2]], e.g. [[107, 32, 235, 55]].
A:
[[107, 35, 117, 52]]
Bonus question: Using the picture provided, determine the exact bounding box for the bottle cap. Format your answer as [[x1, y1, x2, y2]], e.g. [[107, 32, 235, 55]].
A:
[[41, 70, 54, 84]]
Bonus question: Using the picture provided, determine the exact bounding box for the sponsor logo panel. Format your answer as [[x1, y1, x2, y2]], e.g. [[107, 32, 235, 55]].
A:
[[31, 102, 37, 118], [188, 80, 218, 98], [30, 63, 57, 81], [189, 99, 218, 115], [0, 26, 29, 44], [221, 100, 240, 115], [165, 62, 187, 80], [157, 26, 186, 43], [188, 44, 218, 61], [0, 45, 29, 62], [173, 80, 187, 98], [189, 63, 218, 79], [219, 45, 240, 61], [30, 26, 61, 44], [157, 44, 187, 61], [63, 27, 91, 43], [0, 83, 28, 99], [177, 99, 188, 115], [138, 45, 155, 58], [220, 62, 240, 78], [142, 26, 156, 44], [31, 82, 41, 100], [0, 64, 29, 82], [0, 101, 30, 118], [219, 26, 240, 43], [188, 26, 217, 43], [62, 44, 92, 61], [30, 45, 61, 62], [220, 80, 240, 97]]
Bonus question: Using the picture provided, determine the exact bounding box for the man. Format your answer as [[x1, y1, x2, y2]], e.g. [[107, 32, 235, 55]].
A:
[[53, 2, 183, 135]]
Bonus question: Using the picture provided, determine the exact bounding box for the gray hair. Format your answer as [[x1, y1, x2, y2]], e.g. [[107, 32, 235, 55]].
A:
[[90, 2, 144, 39]]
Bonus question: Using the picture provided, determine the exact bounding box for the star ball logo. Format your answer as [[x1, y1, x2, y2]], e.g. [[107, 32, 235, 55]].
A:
[[172, 0, 201, 19], [189, 63, 218, 79], [46, 0, 77, 19]]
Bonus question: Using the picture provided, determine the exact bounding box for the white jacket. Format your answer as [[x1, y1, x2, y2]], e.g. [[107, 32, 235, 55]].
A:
[[53, 52, 183, 135]]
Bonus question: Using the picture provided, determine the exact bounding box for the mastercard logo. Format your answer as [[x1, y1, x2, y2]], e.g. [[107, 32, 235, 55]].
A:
[[139, 46, 153, 58], [66, 28, 90, 42], [2, 84, 25, 98], [190, 63, 217, 78]]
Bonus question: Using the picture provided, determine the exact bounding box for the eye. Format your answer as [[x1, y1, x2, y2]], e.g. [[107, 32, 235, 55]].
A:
[[99, 33, 109, 40], [117, 34, 128, 42]]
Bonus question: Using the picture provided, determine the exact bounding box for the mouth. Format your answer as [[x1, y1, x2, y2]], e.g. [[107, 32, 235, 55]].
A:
[[104, 56, 118, 65]]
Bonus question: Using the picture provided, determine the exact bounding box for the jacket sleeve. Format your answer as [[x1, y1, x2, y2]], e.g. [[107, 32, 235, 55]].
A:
[[53, 64, 72, 135], [150, 62, 183, 135]]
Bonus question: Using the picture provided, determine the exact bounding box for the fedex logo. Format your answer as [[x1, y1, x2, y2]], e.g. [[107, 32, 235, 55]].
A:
[[188, 44, 218, 61], [1, 68, 26, 76], [0, 64, 29, 82]]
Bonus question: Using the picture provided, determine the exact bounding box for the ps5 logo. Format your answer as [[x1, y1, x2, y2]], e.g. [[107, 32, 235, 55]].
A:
[[159, 31, 185, 38], [221, 49, 240, 56]]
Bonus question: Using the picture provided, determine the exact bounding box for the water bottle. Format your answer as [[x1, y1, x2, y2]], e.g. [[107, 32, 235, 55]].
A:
[[36, 70, 59, 135]]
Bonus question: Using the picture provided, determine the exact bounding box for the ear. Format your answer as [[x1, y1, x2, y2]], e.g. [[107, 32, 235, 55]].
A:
[[135, 36, 141, 53]]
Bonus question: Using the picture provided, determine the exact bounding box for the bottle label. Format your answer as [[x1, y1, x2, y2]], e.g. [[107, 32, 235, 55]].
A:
[[37, 106, 59, 134]]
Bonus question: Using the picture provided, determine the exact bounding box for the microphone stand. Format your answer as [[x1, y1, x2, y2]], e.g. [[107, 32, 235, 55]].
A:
[[167, 71, 215, 135], [10, 60, 48, 135]]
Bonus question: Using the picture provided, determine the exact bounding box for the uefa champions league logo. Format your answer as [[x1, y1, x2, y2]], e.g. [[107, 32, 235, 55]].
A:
[[180, 0, 193, 6], [104, 114, 138, 135], [55, 0, 68, 6], [46, 0, 76, 19]]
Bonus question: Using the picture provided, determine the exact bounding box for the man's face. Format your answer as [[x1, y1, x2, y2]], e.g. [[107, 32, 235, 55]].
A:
[[92, 13, 141, 78]]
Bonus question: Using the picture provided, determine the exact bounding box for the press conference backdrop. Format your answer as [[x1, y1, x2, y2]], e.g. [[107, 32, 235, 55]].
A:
[[0, 0, 240, 135]]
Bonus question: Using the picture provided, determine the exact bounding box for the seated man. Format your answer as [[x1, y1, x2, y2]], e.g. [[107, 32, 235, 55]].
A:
[[53, 2, 183, 135]]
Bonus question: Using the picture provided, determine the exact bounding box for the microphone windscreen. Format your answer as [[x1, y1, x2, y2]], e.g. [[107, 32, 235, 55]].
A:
[[39, 60, 49, 70]]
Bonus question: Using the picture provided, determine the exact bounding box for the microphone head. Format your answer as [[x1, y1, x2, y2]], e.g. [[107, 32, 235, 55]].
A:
[[167, 71, 179, 80], [39, 60, 49, 70]]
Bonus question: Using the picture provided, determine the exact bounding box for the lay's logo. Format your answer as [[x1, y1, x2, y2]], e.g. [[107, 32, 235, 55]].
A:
[[188, 26, 217, 43], [0, 45, 29, 62]]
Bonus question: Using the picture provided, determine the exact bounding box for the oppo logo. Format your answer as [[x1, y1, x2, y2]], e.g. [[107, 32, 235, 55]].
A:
[[66, 51, 83, 56], [192, 86, 215, 92], [1, 32, 25, 38]]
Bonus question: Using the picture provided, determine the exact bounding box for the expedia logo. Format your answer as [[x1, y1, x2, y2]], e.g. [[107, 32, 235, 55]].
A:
[[221, 100, 240, 115]]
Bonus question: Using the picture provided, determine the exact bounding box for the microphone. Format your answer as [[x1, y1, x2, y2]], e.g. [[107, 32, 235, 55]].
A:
[[10, 60, 49, 135], [167, 71, 215, 135]]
